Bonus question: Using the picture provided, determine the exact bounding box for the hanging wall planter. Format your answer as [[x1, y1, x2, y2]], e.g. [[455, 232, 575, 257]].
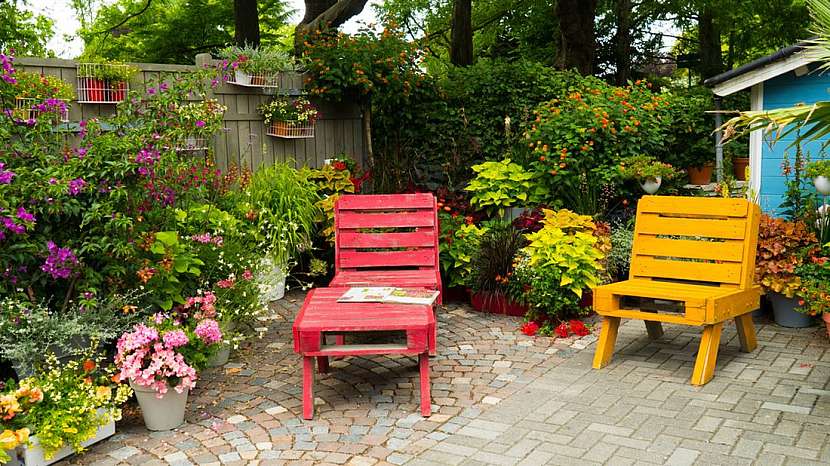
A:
[[259, 96, 319, 140], [14, 97, 70, 123], [76, 63, 137, 104]]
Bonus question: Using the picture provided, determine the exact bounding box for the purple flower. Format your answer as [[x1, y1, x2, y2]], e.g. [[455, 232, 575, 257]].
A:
[[48, 177, 57, 185], [16, 207, 35, 223], [68, 178, 86, 196], [195, 120, 206, 128], [147, 87, 156, 95], [41, 241, 79, 279], [76, 147, 88, 158], [2, 217, 25, 234], [0, 163, 14, 184]]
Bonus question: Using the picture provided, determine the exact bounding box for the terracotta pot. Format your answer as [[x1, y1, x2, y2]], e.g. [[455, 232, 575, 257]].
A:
[[823, 313, 830, 338], [250, 75, 266, 86], [687, 163, 714, 185], [470, 292, 527, 317], [732, 157, 750, 181], [88, 78, 105, 102]]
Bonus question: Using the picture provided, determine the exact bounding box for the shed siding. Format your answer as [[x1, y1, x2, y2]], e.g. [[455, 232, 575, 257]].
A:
[[760, 69, 830, 213]]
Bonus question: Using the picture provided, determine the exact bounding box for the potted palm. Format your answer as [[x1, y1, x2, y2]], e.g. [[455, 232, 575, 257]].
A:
[[618, 155, 678, 194], [115, 304, 222, 431], [756, 215, 818, 327], [805, 159, 830, 195]]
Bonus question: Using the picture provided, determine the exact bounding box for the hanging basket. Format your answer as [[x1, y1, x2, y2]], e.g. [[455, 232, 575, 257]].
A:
[[76, 63, 131, 103], [228, 70, 280, 88], [14, 97, 70, 122], [266, 120, 315, 139]]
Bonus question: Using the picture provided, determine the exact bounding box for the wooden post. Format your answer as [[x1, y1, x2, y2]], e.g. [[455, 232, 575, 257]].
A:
[[692, 323, 723, 386]]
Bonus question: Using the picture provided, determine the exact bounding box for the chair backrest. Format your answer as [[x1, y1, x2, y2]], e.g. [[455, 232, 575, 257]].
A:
[[334, 193, 439, 273], [629, 196, 761, 289]]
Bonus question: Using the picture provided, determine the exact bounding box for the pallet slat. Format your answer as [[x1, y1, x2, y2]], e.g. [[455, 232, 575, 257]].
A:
[[630, 257, 743, 285], [638, 196, 749, 217], [636, 213, 748, 239], [339, 249, 435, 268], [633, 236, 745, 262], [338, 231, 436, 249], [338, 194, 435, 210]]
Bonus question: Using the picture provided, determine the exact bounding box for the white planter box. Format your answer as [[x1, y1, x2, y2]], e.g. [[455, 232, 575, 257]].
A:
[[7, 415, 115, 466]]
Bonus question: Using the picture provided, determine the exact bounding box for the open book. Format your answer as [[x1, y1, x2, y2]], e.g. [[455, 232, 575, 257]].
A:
[[337, 287, 440, 306]]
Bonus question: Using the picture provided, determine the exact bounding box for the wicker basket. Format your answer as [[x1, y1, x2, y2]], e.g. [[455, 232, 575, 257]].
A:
[[266, 120, 315, 139]]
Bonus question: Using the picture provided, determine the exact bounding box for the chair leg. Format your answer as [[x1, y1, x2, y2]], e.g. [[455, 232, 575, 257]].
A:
[[302, 356, 315, 420], [429, 322, 437, 357], [645, 321, 664, 339], [691, 323, 724, 386], [592, 316, 621, 369], [419, 352, 431, 417], [735, 313, 757, 353], [317, 356, 329, 374]]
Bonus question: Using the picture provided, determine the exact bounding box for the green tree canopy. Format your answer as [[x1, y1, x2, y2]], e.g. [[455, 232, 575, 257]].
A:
[[76, 0, 293, 64], [0, 1, 55, 57]]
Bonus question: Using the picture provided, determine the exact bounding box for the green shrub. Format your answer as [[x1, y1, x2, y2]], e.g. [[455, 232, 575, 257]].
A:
[[465, 158, 548, 217]]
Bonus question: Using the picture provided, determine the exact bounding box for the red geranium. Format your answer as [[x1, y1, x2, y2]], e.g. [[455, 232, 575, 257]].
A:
[[569, 320, 589, 337], [521, 321, 539, 336], [554, 323, 569, 338]]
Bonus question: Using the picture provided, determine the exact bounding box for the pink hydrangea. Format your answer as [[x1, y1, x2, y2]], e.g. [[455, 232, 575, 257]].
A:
[[162, 329, 189, 348], [194, 319, 222, 345]]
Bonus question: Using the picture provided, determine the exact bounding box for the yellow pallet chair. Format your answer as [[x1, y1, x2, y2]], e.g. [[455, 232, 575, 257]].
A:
[[592, 196, 761, 385]]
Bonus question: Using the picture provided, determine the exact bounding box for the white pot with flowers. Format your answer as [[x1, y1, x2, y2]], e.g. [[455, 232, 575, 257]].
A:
[[618, 155, 678, 195], [115, 296, 223, 431]]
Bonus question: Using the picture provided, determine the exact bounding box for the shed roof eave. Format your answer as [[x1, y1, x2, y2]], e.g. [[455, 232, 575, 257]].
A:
[[708, 49, 816, 97]]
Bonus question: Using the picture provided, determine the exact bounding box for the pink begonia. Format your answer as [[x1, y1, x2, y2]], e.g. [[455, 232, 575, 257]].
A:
[[195, 319, 222, 345], [242, 269, 253, 280], [162, 329, 189, 348], [115, 324, 197, 397], [184, 291, 216, 318]]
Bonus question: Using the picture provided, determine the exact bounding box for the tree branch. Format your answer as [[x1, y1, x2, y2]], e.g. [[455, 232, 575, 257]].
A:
[[309, 0, 370, 30], [90, 0, 153, 36]]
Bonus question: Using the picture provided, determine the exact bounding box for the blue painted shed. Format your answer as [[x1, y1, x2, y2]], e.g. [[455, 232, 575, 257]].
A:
[[705, 43, 828, 213]]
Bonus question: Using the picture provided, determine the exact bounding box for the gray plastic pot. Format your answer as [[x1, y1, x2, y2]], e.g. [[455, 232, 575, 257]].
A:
[[769, 292, 813, 328], [130, 380, 188, 431], [207, 345, 230, 367]]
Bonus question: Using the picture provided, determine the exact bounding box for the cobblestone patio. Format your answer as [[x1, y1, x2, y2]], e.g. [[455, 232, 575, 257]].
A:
[[63, 292, 830, 465]]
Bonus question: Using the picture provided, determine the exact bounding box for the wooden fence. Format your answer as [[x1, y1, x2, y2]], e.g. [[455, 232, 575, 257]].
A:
[[14, 55, 366, 171]]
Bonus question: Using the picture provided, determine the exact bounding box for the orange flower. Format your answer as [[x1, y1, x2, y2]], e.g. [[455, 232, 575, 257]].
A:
[[83, 359, 96, 373]]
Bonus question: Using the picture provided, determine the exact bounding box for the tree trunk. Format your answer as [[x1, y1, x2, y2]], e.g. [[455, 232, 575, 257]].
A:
[[450, 0, 473, 66], [613, 0, 632, 85], [698, 6, 723, 79], [555, 0, 598, 75], [234, 0, 260, 47], [362, 102, 374, 171], [294, 0, 370, 54]]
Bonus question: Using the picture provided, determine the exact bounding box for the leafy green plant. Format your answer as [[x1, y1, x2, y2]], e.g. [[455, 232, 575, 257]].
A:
[[241, 162, 320, 268], [522, 81, 673, 196], [218, 45, 295, 74], [805, 159, 830, 179], [796, 243, 830, 315], [618, 155, 678, 181], [756, 215, 817, 297], [9, 71, 73, 101], [606, 221, 634, 281], [141, 231, 205, 310], [507, 250, 582, 322], [304, 164, 355, 243], [523, 209, 605, 295], [465, 158, 547, 217], [438, 212, 488, 288]]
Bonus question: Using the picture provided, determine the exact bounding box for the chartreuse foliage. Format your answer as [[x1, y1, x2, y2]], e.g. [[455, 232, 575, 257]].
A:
[[523, 209, 605, 295], [465, 159, 548, 217]]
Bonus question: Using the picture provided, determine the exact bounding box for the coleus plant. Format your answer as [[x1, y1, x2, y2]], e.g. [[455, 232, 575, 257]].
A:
[[755, 215, 817, 297]]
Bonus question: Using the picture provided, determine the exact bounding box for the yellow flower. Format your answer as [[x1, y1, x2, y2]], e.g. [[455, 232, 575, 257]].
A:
[[0, 428, 29, 450], [96, 386, 112, 402]]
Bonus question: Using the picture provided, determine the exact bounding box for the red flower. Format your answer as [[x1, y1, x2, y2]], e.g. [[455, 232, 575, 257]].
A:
[[569, 320, 589, 337], [332, 161, 347, 171], [555, 323, 569, 338], [521, 321, 539, 336]]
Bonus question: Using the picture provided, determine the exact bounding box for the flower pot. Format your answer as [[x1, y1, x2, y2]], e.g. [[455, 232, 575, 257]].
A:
[[687, 163, 714, 185], [814, 176, 830, 195], [823, 313, 830, 338], [130, 380, 188, 431], [8, 411, 115, 466], [733, 157, 750, 181], [257, 257, 287, 302], [640, 176, 662, 194], [88, 78, 105, 102], [233, 69, 251, 85], [110, 81, 126, 102], [442, 286, 470, 303], [250, 74, 267, 86], [769, 292, 813, 328], [470, 292, 527, 317], [207, 345, 231, 367]]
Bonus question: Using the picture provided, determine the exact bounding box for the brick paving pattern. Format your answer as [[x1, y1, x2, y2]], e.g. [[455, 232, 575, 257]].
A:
[[61, 291, 830, 465]]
